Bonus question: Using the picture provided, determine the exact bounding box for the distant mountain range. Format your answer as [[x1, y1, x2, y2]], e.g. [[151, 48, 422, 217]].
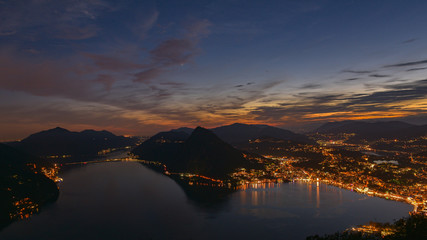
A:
[[0, 143, 59, 229], [6, 127, 137, 157], [211, 123, 312, 144], [171, 123, 312, 144], [316, 120, 427, 141], [132, 126, 263, 178]]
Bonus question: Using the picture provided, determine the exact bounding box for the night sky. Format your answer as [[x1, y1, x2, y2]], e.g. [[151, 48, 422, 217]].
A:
[[1, 0, 427, 140]]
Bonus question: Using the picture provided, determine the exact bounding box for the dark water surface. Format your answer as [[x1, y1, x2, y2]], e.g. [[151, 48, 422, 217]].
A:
[[0, 161, 412, 240]]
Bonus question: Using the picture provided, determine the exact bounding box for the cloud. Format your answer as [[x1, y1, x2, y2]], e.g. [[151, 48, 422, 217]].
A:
[[401, 38, 416, 44], [24, 48, 41, 54], [0, 49, 92, 98], [134, 68, 164, 83], [350, 87, 426, 105], [0, 0, 114, 40], [351, 79, 427, 106], [248, 79, 427, 123], [0, 3, 212, 109], [132, 19, 212, 83], [302, 93, 345, 103], [194, 81, 284, 115], [84, 52, 144, 71], [0, 30, 16, 36], [94, 74, 115, 91], [54, 24, 100, 40], [76, 18, 212, 87], [343, 78, 360, 81], [384, 59, 427, 68], [385, 79, 427, 91], [369, 74, 390, 78], [131, 10, 159, 39], [407, 67, 427, 72], [342, 70, 372, 74], [233, 82, 255, 88], [185, 19, 212, 39], [150, 20, 211, 67], [0, 17, 213, 120], [299, 83, 322, 89], [150, 39, 196, 65]]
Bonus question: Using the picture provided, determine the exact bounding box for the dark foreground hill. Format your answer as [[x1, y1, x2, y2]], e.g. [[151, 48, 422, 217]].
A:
[[7, 127, 137, 157], [307, 213, 426, 240], [0, 144, 59, 229], [132, 127, 262, 179]]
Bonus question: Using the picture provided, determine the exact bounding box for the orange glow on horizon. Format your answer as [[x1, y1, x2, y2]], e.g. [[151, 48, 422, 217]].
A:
[[302, 111, 415, 122]]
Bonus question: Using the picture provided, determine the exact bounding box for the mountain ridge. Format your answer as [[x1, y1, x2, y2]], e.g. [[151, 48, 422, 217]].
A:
[[168, 123, 312, 144], [132, 126, 262, 178], [7, 127, 137, 157], [316, 120, 427, 141]]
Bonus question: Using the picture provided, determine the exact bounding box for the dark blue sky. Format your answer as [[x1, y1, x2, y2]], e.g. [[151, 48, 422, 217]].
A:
[[1, 0, 427, 140]]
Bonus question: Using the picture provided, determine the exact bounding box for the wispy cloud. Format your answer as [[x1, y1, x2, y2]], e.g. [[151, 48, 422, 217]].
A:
[[130, 10, 159, 39], [343, 78, 360, 81], [0, 0, 114, 40], [342, 70, 372, 74], [0, 49, 92, 98], [407, 67, 427, 72], [369, 74, 390, 78], [401, 38, 416, 44], [384, 59, 427, 68], [94, 74, 115, 91], [84, 52, 144, 71], [133, 19, 212, 83], [249, 79, 427, 123], [299, 83, 322, 89], [54, 24, 100, 40], [134, 68, 164, 83]]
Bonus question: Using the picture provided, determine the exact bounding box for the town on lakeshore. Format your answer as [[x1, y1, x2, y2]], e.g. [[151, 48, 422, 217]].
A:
[[132, 125, 427, 216]]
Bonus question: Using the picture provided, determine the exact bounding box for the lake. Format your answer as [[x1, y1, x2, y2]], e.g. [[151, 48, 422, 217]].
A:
[[0, 161, 412, 240]]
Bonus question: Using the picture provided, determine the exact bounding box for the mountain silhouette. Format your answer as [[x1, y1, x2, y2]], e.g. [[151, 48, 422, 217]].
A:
[[163, 123, 311, 145], [132, 127, 261, 178], [316, 120, 427, 141], [8, 127, 137, 157], [211, 123, 312, 144]]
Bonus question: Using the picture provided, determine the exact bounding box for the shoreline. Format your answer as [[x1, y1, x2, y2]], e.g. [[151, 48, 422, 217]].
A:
[[291, 178, 420, 214], [99, 157, 425, 216]]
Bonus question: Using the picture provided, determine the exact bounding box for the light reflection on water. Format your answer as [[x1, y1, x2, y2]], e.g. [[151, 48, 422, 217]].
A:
[[0, 161, 413, 240]]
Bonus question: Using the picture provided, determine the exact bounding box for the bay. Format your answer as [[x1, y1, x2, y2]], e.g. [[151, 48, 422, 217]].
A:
[[0, 161, 412, 240]]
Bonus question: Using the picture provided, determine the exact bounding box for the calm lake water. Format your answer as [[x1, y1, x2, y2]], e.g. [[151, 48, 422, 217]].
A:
[[0, 161, 412, 240]]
